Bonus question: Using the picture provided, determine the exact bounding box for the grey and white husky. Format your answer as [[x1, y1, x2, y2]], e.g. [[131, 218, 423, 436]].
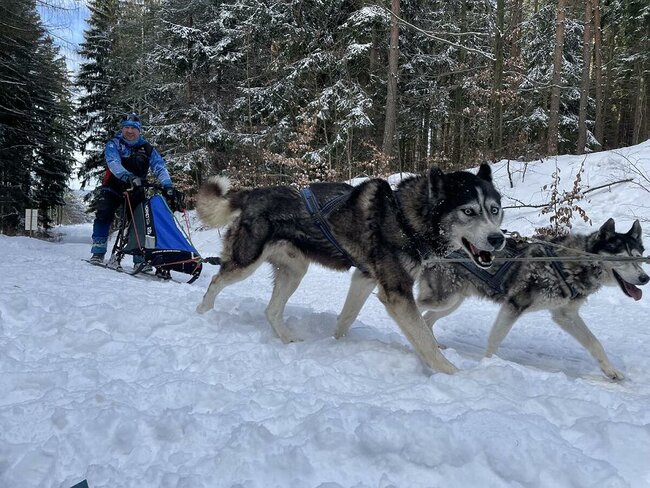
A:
[[416, 218, 648, 379], [195, 164, 505, 374]]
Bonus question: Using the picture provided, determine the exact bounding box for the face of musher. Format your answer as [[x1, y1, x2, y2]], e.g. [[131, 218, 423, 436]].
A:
[[121, 113, 142, 142]]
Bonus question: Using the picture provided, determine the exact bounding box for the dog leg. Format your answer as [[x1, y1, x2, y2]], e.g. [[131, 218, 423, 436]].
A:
[[196, 260, 263, 314], [421, 295, 464, 329], [420, 296, 464, 350], [551, 306, 623, 380], [335, 269, 376, 339], [485, 304, 521, 357], [265, 257, 309, 344], [378, 286, 458, 374]]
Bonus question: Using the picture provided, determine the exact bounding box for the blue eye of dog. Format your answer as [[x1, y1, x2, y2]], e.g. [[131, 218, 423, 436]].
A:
[[463, 208, 475, 216], [490, 207, 499, 215]]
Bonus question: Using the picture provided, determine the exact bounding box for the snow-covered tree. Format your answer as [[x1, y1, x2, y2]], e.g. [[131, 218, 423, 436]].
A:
[[0, 0, 75, 231], [148, 0, 231, 185], [76, 0, 121, 186], [507, 0, 584, 157]]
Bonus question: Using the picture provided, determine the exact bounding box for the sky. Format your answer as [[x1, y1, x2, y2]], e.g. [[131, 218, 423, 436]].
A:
[[38, 0, 89, 73], [2, 141, 650, 486]]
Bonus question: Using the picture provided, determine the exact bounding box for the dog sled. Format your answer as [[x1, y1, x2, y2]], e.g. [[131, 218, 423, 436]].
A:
[[92, 183, 213, 283]]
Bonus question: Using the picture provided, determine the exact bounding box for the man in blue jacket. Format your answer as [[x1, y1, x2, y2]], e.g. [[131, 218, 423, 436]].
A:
[[90, 113, 176, 269]]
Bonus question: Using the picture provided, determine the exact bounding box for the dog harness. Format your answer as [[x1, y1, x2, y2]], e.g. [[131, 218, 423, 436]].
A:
[[301, 187, 367, 272], [447, 243, 579, 299], [447, 249, 520, 295], [542, 245, 580, 299]]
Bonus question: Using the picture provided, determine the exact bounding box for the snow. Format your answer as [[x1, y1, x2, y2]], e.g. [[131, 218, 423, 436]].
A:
[[2, 142, 650, 487]]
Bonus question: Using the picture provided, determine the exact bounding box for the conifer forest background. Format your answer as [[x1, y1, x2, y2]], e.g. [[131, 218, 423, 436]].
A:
[[1, 0, 649, 230]]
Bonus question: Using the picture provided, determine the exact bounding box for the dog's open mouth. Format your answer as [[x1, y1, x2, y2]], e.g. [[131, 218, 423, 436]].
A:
[[613, 270, 643, 301], [461, 237, 494, 268]]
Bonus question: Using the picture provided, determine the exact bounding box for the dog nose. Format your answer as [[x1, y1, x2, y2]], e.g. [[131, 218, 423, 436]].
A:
[[487, 232, 505, 249], [639, 274, 649, 285]]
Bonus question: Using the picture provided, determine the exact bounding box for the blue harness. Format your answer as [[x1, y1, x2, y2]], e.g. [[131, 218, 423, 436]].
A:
[[301, 186, 367, 272]]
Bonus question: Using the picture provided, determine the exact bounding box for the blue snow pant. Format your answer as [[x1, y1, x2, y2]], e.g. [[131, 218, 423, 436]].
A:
[[91, 188, 145, 262]]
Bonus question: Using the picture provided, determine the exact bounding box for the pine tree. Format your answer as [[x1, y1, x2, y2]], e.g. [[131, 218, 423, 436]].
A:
[[148, 0, 230, 185], [76, 0, 120, 187], [506, 1, 583, 157], [33, 37, 76, 229], [0, 0, 75, 232], [221, 0, 381, 181]]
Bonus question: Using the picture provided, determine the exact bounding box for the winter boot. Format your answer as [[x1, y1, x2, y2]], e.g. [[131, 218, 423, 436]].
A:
[[89, 253, 105, 265]]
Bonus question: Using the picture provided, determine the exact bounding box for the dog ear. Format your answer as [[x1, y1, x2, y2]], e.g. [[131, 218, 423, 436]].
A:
[[428, 166, 446, 200], [628, 220, 642, 241], [598, 218, 616, 239], [477, 163, 492, 182]]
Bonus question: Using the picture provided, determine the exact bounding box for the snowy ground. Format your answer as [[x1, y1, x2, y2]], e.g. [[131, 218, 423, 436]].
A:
[[2, 141, 650, 487]]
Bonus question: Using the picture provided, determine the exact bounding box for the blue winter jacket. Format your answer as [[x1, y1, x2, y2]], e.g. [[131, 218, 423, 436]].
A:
[[103, 133, 172, 190]]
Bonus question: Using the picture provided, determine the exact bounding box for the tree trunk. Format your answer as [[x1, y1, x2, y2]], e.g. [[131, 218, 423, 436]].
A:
[[577, 0, 593, 154], [645, 82, 650, 142], [547, 0, 567, 156], [601, 23, 616, 149], [451, 1, 468, 166], [382, 0, 400, 157], [632, 64, 645, 145], [492, 0, 505, 158], [592, 0, 603, 148], [509, 0, 523, 61]]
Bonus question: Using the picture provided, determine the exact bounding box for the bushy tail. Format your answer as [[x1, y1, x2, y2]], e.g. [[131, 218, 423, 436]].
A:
[[196, 176, 240, 228]]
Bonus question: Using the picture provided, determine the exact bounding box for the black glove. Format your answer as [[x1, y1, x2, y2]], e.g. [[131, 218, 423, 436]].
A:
[[127, 175, 143, 190], [163, 187, 184, 212]]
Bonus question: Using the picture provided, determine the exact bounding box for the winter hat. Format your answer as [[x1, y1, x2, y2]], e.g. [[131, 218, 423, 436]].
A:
[[120, 112, 142, 131]]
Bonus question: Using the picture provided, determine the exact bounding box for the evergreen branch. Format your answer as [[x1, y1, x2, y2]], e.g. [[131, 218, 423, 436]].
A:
[[377, 5, 495, 61]]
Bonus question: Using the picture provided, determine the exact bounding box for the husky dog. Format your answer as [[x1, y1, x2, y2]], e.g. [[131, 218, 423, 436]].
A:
[[195, 164, 505, 374], [416, 219, 649, 380]]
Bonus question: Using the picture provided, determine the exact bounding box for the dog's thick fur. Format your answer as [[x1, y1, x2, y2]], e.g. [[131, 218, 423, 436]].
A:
[[195, 165, 505, 374], [416, 219, 649, 379]]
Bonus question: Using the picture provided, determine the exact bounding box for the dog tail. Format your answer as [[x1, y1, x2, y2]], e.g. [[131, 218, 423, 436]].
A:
[[196, 176, 240, 228]]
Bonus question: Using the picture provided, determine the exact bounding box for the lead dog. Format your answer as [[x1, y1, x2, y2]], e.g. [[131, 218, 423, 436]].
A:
[[195, 164, 505, 374], [416, 219, 648, 379]]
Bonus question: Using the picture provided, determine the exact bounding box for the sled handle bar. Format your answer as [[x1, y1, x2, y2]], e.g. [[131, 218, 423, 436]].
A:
[[124, 181, 164, 192]]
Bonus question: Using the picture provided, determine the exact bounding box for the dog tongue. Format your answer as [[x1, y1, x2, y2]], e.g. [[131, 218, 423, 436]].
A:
[[624, 282, 643, 301]]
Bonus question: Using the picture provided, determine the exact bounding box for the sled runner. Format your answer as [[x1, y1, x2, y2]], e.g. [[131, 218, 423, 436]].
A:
[[96, 183, 209, 283], [84, 256, 184, 282]]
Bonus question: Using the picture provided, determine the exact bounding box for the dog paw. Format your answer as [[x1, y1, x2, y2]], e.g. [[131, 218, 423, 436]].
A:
[[196, 303, 212, 314], [434, 358, 459, 375], [441, 363, 459, 375], [603, 367, 625, 381]]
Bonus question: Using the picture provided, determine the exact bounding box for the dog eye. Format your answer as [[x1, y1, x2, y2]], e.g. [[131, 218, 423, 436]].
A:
[[490, 206, 500, 215], [463, 208, 475, 216]]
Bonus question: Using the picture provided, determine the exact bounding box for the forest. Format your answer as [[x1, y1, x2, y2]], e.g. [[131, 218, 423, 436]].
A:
[[0, 0, 648, 230]]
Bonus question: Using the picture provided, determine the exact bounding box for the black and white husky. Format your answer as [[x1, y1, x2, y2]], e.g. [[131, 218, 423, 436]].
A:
[[415, 219, 649, 380], [195, 165, 505, 374]]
